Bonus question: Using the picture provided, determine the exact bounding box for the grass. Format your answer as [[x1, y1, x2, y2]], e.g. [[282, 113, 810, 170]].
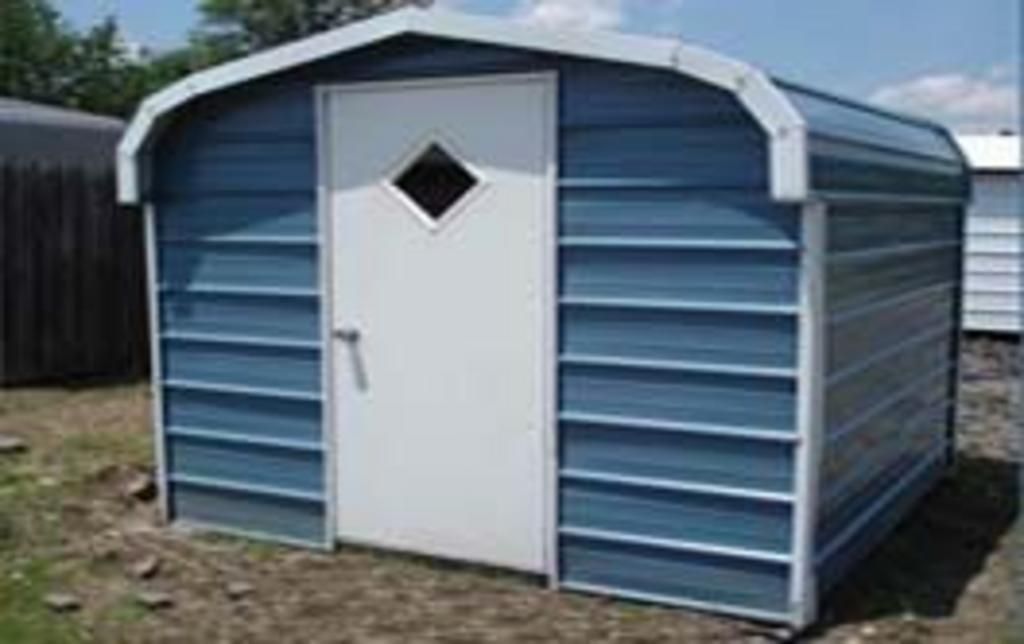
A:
[[0, 557, 83, 644], [0, 384, 152, 643]]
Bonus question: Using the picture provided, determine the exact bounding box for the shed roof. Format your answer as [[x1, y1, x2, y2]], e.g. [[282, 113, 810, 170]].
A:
[[118, 7, 965, 204], [0, 98, 123, 170], [956, 134, 1022, 172]]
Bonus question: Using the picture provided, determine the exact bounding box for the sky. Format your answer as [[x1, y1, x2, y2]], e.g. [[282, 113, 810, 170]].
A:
[[54, 0, 1021, 133]]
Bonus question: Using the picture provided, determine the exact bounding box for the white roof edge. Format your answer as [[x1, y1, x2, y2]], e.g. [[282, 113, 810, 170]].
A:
[[117, 7, 807, 203], [955, 134, 1023, 171]]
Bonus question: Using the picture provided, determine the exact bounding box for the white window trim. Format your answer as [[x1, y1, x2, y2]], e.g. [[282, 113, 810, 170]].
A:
[[790, 200, 828, 629], [382, 131, 490, 233]]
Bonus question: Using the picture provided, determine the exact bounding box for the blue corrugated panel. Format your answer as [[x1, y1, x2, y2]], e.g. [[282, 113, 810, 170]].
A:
[[152, 35, 803, 614], [163, 387, 321, 445], [158, 195, 315, 240], [561, 419, 795, 493], [816, 202, 963, 593], [161, 292, 320, 342], [780, 82, 967, 201], [153, 79, 324, 544], [170, 485, 325, 545], [553, 62, 800, 618], [827, 206, 961, 315], [560, 535, 791, 616], [162, 339, 320, 394]]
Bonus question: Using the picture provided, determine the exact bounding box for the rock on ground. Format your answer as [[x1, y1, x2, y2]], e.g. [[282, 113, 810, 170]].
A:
[[131, 556, 161, 580], [0, 434, 27, 454], [43, 593, 81, 613], [135, 590, 174, 610], [124, 474, 157, 502]]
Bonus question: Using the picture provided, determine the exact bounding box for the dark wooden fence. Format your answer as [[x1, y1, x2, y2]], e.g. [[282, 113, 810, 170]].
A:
[[0, 162, 148, 386]]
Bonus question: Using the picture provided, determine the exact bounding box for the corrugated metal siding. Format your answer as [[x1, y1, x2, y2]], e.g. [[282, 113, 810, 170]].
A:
[[555, 63, 798, 620], [153, 87, 325, 544], [151, 35, 801, 616], [778, 83, 966, 201], [775, 85, 967, 604], [817, 203, 962, 592], [964, 173, 1023, 332]]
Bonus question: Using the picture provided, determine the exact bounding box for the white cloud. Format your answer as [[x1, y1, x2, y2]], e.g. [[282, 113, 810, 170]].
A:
[[516, 0, 623, 31], [870, 66, 1020, 134]]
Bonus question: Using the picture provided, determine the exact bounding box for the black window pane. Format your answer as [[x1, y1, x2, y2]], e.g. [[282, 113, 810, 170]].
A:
[[393, 144, 478, 221]]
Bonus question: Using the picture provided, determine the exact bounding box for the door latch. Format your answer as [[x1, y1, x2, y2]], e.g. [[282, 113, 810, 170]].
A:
[[334, 327, 368, 391], [333, 327, 361, 343]]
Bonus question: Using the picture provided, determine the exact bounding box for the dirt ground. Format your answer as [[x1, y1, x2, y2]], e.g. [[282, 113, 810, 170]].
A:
[[0, 338, 1018, 643]]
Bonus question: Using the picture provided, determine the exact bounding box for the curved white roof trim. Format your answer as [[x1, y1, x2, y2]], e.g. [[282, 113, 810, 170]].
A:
[[117, 7, 808, 204], [956, 134, 1022, 172]]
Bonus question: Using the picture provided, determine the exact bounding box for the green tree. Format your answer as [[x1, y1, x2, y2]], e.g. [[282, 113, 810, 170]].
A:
[[0, 0, 76, 103], [64, 20, 212, 117], [64, 17, 135, 115], [197, 0, 431, 55], [0, 0, 428, 118], [0, 0, 200, 117]]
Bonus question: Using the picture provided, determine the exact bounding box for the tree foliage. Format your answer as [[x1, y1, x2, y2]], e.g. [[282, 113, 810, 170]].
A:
[[0, 0, 424, 118], [0, 0, 76, 103], [197, 0, 430, 54], [0, 0, 177, 115]]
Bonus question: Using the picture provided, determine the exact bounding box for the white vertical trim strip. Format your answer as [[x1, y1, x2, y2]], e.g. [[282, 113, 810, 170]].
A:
[[540, 71, 561, 586], [315, 86, 339, 549], [790, 201, 827, 628], [143, 200, 170, 522]]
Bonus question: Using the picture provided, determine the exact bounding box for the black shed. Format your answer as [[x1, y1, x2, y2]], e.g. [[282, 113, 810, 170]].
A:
[[0, 98, 147, 385]]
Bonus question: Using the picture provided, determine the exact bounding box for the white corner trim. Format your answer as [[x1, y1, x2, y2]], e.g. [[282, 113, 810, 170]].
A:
[[143, 201, 171, 523], [314, 86, 338, 549], [790, 201, 827, 629], [734, 70, 809, 201], [116, 7, 809, 204], [668, 47, 808, 201], [539, 71, 560, 587]]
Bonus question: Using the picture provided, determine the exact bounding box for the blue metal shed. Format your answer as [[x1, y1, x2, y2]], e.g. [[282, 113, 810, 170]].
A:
[[117, 8, 970, 628]]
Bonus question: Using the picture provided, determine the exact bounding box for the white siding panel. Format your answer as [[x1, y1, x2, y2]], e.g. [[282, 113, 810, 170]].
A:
[[963, 172, 1024, 333]]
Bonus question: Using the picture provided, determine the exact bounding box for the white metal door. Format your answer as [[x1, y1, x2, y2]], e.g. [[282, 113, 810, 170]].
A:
[[324, 74, 554, 572]]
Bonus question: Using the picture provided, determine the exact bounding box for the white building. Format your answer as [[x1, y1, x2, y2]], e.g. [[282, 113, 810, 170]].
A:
[[957, 134, 1023, 334]]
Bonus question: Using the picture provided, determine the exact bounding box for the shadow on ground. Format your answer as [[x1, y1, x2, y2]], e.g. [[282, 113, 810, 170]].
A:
[[812, 452, 1019, 634]]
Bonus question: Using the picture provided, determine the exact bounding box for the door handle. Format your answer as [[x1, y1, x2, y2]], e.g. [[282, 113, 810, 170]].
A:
[[333, 327, 361, 343], [334, 327, 368, 391]]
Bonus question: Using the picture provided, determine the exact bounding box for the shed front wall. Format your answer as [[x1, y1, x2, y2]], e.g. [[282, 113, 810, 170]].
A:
[[150, 35, 802, 620], [963, 172, 1023, 333]]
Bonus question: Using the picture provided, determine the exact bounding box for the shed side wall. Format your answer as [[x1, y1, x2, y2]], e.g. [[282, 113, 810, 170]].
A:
[[816, 201, 963, 591], [778, 80, 969, 607], [963, 172, 1023, 333], [151, 35, 801, 617], [779, 83, 967, 202]]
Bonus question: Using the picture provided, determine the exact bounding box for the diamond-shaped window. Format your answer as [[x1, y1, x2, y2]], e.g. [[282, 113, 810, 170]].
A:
[[392, 143, 478, 222]]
